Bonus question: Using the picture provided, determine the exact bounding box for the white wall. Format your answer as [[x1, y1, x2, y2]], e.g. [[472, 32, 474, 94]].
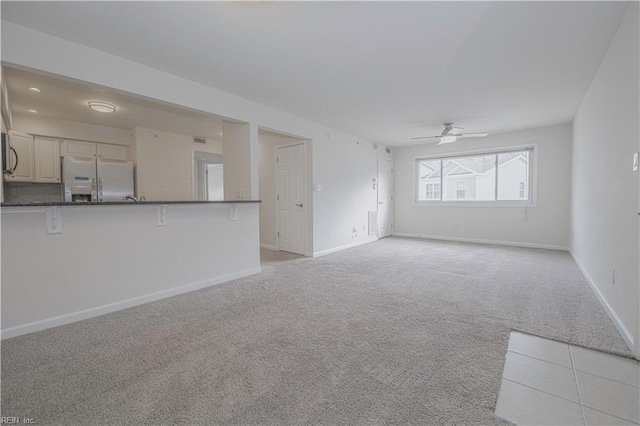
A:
[[1, 106, 6, 133], [132, 127, 222, 201], [394, 123, 572, 249], [1, 203, 261, 337], [571, 3, 639, 355], [258, 131, 305, 249], [1, 103, 5, 203], [222, 120, 252, 200], [1, 66, 12, 131], [314, 138, 392, 254], [0, 21, 389, 254], [12, 112, 132, 145]]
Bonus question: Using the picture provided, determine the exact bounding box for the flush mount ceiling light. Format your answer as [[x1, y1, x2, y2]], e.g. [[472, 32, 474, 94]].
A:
[[27, 109, 38, 114], [28, 87, 42, 93], [88, 101, 116, 113]]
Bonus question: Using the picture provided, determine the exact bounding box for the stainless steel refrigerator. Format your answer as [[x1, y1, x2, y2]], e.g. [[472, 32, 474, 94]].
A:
[[62, 156, 134, 202]]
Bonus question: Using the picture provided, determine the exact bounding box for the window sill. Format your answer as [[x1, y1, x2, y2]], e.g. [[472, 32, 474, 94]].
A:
[[413, 201, 537, 208]]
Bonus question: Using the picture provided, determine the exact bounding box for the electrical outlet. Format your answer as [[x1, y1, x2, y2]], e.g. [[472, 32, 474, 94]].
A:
[[633, 152, 638, 172]]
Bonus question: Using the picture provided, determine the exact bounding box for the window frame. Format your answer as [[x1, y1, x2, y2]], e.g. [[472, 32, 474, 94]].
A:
[[414, 143, 538, 207]]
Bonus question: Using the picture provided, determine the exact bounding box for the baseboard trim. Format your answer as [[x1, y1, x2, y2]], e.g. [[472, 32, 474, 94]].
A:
[[392, 232, 569, 251], [260, 244, 278, 251], [313, 235, 378, 258], [569, 251, 635, 355], [1, 266, 263, 340]]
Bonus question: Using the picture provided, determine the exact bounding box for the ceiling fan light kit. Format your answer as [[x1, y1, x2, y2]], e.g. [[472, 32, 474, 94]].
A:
[[411, 122, 489, 144], [439, 135, 457, 145]]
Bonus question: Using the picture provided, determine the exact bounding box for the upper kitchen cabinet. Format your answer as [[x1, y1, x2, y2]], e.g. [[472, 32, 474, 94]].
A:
[[6, 132, 61, 183], [61, 140, 97, 158], [62, 139, 129, 161], [6, 130, 35, 182], [97, 143, 129, 161], [34, 137, 61, 183]]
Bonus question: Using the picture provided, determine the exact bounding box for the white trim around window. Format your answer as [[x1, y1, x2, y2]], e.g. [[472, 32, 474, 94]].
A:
[[413, 143, 538, 207]]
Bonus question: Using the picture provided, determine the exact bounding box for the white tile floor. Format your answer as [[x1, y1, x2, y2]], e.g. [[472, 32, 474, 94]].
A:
[[495, 331, 640, 426]]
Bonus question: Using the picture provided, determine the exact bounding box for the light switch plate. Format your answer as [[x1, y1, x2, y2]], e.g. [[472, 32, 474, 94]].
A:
[[633, 152, 638, 172]]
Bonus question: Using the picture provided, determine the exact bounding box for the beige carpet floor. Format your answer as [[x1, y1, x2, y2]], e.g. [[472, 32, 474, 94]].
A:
[[1, 237, 632, 424]]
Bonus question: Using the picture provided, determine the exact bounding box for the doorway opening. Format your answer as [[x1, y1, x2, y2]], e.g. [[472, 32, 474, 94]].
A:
[[194, 151, 224, 201], [378, 157, 393, 238], [258, 128, 311, 257]]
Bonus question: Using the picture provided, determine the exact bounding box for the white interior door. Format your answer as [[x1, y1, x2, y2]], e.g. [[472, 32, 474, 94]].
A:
[[206, 163, 224, 201], [277, 143, 306, 255], [378, 157, 393, 238]]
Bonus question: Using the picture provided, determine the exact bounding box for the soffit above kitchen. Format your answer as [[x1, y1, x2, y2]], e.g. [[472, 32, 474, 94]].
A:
[[0, 1, 631, 146], [3, 66, 224, 140]]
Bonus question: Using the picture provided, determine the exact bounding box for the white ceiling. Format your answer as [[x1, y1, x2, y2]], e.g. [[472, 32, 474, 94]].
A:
[[4, 67, 224, 140], [1, 1, 630, 146]]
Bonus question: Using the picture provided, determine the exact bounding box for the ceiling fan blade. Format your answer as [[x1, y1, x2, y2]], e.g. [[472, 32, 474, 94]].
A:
[[410, 135, 441, 140], [457, 132, 489, 139]]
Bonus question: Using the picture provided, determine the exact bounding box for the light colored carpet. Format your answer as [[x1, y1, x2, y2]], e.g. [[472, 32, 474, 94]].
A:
[[1, 237, 632, 425]]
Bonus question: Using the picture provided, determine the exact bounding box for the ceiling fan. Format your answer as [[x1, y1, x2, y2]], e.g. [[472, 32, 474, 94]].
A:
[[411, 122, 489, 145]]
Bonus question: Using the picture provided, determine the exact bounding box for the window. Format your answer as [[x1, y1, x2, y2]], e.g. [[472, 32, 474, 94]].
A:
[[416, 159, 441, 201], [497, 151, 530, 201], [415, 147, 534, 204], [425, 183, 441, 199], [456, 181, 466, 199]]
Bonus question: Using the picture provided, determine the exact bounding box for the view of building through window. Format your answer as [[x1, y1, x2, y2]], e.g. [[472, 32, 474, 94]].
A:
[[416, 148, 532, 203], [425, 183, 440, 199]]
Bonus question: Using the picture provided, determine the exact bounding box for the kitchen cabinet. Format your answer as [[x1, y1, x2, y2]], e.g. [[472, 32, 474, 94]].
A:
[[6, 131, 35, 182], [61, 140, 97, 158], [62, 140, 129, 160], [97, 143, 129, 161], [34, 137, 61, 183]]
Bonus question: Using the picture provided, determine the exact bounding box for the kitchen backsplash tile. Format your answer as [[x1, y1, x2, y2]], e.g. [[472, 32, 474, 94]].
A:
[[3, 182, 63, 203]]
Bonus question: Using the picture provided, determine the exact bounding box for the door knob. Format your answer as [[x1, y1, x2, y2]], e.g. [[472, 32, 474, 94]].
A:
[[296, 203, 303, 207]]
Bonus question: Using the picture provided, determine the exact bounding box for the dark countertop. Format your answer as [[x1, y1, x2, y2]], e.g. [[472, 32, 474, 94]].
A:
[[1, 200, 261, 207]]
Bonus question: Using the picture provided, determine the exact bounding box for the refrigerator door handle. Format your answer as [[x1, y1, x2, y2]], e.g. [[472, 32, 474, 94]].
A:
[[91, 177, 97, 202], [98, 178, 103, 202]]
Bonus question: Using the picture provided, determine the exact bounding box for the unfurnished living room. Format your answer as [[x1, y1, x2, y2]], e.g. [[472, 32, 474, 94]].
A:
[[0, 2, 639, 425]]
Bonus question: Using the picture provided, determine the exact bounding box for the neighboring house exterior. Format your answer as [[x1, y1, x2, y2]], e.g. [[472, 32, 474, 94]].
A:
[[418, 152, 529, 201]]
